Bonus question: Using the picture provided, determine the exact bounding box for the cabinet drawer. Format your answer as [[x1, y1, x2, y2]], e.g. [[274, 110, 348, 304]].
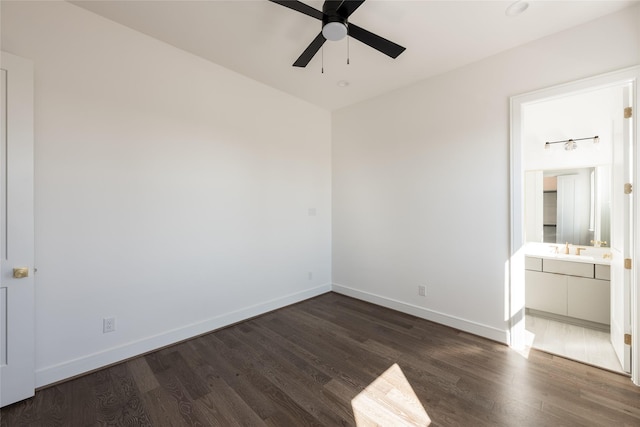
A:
[[567, 277, 610, 324], [595, 264, 610, 280], [543, 259, 594, 278], [525, 256, 542, 271]]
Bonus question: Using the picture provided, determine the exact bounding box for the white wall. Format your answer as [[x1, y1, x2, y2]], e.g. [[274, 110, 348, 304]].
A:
[[1, 1, 332, 387], [332, 6, 640, 342]]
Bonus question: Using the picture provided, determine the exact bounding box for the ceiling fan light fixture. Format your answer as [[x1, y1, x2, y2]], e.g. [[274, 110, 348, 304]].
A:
[[322, 21, 348, 41], [268, 0, 405, 67]]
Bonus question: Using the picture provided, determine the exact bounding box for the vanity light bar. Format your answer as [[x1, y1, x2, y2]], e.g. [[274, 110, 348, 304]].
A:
[[544, 136, 599, 151]]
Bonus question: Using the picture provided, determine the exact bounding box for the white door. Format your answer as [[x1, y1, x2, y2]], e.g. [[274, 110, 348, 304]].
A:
[[0, 52, 35, 407], [610, 82, 633, 373]]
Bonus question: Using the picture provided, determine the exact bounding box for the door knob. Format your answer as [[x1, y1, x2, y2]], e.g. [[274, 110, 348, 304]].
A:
[[13, 267, 29, 278]]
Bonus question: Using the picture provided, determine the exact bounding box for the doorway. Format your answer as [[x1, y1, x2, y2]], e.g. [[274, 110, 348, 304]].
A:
[[510, 66, 639, 383]]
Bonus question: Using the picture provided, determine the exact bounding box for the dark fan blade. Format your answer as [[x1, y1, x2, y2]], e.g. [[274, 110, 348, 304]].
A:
[[293, 32, 326, 67], [268, 0, 323, 20], [324, 0, 344, 14], [337, 0, 366, 18], [348, 24, 405, 59]]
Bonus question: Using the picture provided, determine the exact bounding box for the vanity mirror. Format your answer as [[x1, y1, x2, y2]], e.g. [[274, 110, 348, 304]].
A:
[[525, 166, 610, 246]]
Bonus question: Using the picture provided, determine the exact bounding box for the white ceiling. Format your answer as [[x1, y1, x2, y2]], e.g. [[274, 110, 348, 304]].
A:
[[71, 0, 638, 110]]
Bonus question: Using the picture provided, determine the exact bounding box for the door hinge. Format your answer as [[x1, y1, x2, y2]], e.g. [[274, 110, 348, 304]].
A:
[[624, 107, 632, 119], [624, 258, 632, 269], [625, 333, 632, 345], [624, 183, 633, 194]]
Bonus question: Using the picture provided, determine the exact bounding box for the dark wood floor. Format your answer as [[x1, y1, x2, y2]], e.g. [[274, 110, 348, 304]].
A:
[[2, 292, 640, 426]]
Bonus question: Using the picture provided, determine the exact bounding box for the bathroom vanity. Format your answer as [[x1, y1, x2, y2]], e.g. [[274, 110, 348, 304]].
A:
[[525, 248, 611, 327]]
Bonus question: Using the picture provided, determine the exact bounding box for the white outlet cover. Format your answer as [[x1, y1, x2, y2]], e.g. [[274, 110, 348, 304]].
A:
[[103, 317, 116, 333]]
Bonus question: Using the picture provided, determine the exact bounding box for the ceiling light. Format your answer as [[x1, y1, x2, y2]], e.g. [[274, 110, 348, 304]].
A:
[[322, 22, 348, 41], [506, 1, 529, 17]]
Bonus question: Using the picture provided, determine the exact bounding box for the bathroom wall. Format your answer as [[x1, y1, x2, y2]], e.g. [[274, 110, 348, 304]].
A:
[[523, 86, 620, 171], [523, 83, 623, 246]]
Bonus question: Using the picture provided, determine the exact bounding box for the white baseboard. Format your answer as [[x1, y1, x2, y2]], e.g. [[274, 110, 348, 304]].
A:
[[35, 284, 331, 388], [332, 283, 508, 344]]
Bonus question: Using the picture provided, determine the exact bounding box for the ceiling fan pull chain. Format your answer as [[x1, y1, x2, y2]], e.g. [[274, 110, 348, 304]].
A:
[[321, 45, 324, 74], [347, 35, 350, 65]]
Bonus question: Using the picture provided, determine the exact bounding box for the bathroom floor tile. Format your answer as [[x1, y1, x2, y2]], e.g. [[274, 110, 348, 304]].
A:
[[525, 314, 625, 374]]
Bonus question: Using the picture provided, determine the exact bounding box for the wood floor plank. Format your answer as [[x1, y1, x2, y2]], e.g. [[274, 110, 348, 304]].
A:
[[127, 356, 161, 394], [105, 363, 154, 426], [2, 292, 640, 426], [240, 320, 334, 386], [162, 351, 210, 401], [199, 333, 323, 426], [194, 376, 266, 427], [152, 368, 208, 426], [141, 386, 196, 427], [217, 327, 351, 426], [224, 326, 354, 425], [188, 337, 301, 426], [260, 315, 382, 387]]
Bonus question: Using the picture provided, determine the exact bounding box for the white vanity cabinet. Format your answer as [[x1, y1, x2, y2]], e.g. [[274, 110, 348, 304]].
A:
[[525, 256, 610, 325]]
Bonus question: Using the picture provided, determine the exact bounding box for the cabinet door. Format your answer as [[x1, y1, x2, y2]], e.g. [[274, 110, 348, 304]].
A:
[[525, 271, 567, 315], [567, 277, 610, 324]]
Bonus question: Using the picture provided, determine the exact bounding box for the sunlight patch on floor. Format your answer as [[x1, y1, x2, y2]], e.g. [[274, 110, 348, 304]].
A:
[[512, 328, 535, 359], [351, 363, 431, 426]]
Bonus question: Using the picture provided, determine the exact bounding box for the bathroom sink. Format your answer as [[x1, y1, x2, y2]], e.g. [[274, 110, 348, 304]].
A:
[[524, 242, 611, 264], [540, 252, 610, 265], [554, 253, 597, 261]]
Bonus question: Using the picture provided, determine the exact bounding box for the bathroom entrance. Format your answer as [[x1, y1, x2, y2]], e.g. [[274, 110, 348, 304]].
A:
[[510, 67, 638, 379]]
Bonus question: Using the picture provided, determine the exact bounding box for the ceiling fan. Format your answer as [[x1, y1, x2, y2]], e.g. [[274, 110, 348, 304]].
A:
[[268, 0, 406, 67]]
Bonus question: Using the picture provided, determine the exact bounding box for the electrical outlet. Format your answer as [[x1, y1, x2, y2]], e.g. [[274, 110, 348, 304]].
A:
[[418, 285, 426, 297], [103, 317, 116, 333]]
